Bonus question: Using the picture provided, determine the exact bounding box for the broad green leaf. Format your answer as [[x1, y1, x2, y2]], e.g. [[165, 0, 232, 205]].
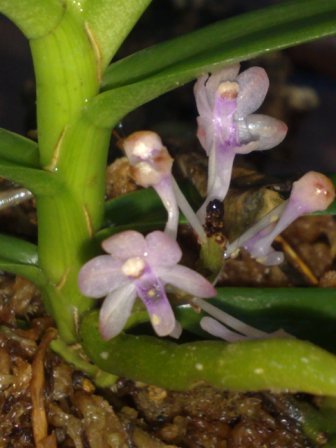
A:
[[0, 129, 39, 168], [0, 0, 64, 39], [84, 0, 152, 71], [0, 159, 63, 196], [103, 0, 336, 89], [0, 233, 38, 265], [87, 2, 336, 128]]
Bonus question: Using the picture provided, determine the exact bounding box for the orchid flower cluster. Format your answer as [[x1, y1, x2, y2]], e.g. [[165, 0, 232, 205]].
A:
[[78, 64, 335, 342]]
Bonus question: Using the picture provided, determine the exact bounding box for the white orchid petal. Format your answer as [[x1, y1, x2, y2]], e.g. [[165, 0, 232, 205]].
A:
[[99, 284, 137, 340], [78, 256, 126, 298], [245, 114, 288, 150], [236, 67, 269, 117]]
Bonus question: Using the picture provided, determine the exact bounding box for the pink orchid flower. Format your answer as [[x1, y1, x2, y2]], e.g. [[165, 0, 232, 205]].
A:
[[79, 230, 216, 340], [194, 64, 288, 221]]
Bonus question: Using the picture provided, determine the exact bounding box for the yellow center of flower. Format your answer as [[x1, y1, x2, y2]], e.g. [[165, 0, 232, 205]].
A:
[[121, 257, 145, 278]]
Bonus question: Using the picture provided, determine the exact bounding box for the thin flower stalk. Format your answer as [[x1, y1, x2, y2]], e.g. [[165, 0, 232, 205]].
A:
[[242, 171, 335, 265]]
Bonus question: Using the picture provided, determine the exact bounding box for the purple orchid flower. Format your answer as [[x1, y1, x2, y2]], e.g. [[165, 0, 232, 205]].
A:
[[228, 171, 335, 265], [123, 131, 206, 243], [194, 64, 288, 222], [78, 230, 216, 340]]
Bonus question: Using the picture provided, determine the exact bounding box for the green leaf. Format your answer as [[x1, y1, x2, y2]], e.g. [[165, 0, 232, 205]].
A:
[[103, 0, 336, 90], [0, 0, 65, 39], [211, 288, 336, 353], [84, 0, 152, 72], [0, 234, 44, 286], [104, 188, 167, 226], [0, 159, 63, 196], [0, 259, 46, 287], [0, 233, 38, 265], [0, 129, 40, 168]]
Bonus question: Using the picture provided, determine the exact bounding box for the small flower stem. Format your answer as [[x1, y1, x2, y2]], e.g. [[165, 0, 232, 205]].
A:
[[192, 297, 268, 338], [154, 177, 179, 240], [172, 177, 207, 243], [224, 202, 286, 258]]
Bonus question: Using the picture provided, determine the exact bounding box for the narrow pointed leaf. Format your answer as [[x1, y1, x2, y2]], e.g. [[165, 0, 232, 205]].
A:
[[0, 129, 40, 168], [0, 259, 46, 287], [210, 288, 336, 353], [103, 0, 336, 90], [0, 234, 38, 265], [0, 160, 63, 196]]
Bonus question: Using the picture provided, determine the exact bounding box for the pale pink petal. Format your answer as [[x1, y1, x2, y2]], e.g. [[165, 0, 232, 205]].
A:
[[236, 67, 269, 117], [244, 114, 288, 150], [158, 265, 216, 297], [99, 284, 137, 340], [78, 256, 127, 298], [145, 230, 182, 267], [102, 230, 147, 260]]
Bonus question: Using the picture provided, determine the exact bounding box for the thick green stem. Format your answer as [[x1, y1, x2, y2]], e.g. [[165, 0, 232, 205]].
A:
[[30, 9, 98, 167], [27, 6, 112, 342]]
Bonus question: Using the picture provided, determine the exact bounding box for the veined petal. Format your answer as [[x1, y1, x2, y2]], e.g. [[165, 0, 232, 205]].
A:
[[135, 273, 176, 337], [245, 114, 287, 150], [236, 67, 269, 117], [78, 256, 126, 298], [99, 284, 137, 340], [102, 230, 147, 260], [145, 230, 182, 267], [158, 265, 216, 298]]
